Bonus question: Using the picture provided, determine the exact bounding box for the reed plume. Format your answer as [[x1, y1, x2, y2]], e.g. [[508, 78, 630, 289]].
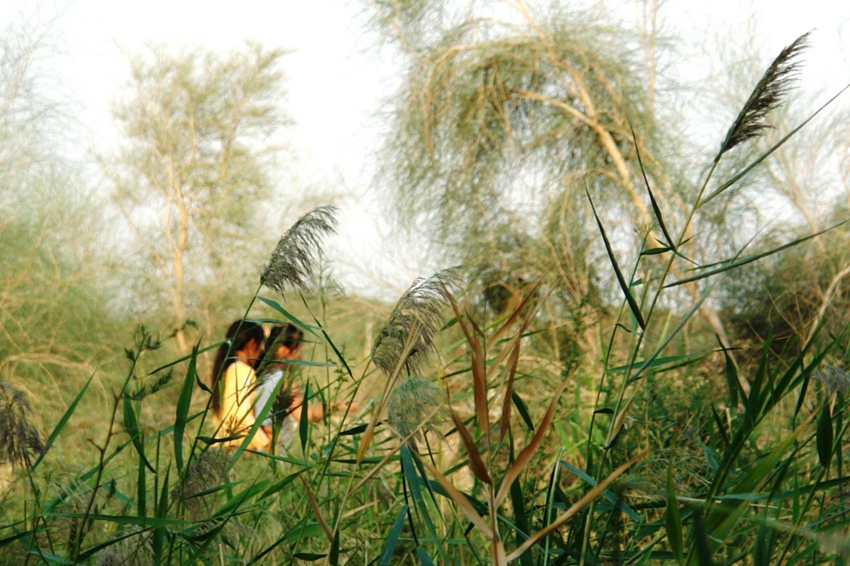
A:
[[0, 382, 44, 469], [261, 205, 338, 295], [371, 269, 458, 376], [387, 375, 444, 441], [717, 31, 810, 160]]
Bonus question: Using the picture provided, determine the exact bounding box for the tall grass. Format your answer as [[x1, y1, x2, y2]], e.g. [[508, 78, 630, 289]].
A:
[[2, 33, 850, 565]]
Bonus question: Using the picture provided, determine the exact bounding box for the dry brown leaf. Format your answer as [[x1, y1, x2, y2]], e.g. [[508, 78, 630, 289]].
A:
[[422, 459, 494, 538], [495, 379, 569, 507], [451, 408, 492, 484], [300, 474, 334, 542]]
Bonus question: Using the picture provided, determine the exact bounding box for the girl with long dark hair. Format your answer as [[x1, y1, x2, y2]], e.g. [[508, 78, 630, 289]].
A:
[[209, 320, 270, 450]]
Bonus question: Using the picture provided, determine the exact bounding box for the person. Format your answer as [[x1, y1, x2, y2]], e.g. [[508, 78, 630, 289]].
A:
[[254, 324, 352, 448], [209, 320, 270, 451]]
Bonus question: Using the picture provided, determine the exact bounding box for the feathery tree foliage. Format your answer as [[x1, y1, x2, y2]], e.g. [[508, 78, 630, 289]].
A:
[[106, 44, 289, 350], [0, 15, 119, 428], [372, 0, 693, 363]]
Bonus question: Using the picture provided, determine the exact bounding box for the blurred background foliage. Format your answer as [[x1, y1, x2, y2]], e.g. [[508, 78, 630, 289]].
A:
[[2, 0, 850, 563]]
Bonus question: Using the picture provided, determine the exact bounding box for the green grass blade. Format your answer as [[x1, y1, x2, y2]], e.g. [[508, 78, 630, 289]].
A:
[[586, 186, 646, 330], [401, 446, 437, 542], [416, 547, 436, 565], [667, 221, 849, 288], [32, 373, 94, 470], [817, 400, 834, 469], [631, 122, 675, 250], [379, 505, 408, 566], [665, 460, 685, 566], [174, 345, 198, 475], [123, 396, 154, 474], [512, 391, 534, 432], [152, 467, 169, 562], [258, 295, 319, 335], [300, 381, 310, 455]]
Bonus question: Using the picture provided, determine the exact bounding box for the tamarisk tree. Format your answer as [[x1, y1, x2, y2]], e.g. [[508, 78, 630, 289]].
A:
[[107, 44, 287, 349]]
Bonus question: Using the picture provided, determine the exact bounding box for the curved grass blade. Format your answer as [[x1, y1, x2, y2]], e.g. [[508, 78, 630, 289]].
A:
[[506, 454, 642, 562], [416, 547, 436, 565], [666, 220, 848, 288], [257, 295, 319, 335], [665, 460, 685, 566], [421, 459, 493, 538], [586, 186, 645, 330], [300, 381, 310, 455], [123, 396, 154, 473], [174, 345, 198, 475], [445, 293, 489, 431], [32, 373, 94, 470], [631, 122, 675, 250], [379, 505, 409, 566], [152, 467, 169, 562], [817, 400, 834, 469]]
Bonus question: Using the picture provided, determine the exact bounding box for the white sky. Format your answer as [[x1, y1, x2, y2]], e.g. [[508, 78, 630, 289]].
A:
[[3, 0, 850, 299]]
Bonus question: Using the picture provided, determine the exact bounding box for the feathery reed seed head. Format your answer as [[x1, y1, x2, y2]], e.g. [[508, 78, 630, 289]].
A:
[[387, 376, 444, 441], [173, 449, 229, 517], [261, 205, 338, 295], [0, 382, 44, 469], [371, 270, 459, 376], [718, 31, 810, 159], [814, 364, 850, 397]]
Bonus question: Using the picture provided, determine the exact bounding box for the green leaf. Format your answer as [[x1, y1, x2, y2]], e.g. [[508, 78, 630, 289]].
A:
[[322, 328, 354, 379], [379, 505, 408, 566], [512, 391, 534, 432], [586, 186, 646, 330], [330, 529, 340, 566], [693, 510, 715, 566], [665, 460, 685, 566], [32, 373, 94, 470], [401, 446, 437, 541], [136, 451, 147, 519], [817, 400, 834, 469], [509, 467, 533, 566], [123, 396, 154, 474], [257, 296, 319, 335], [152, 467, 169, 562], [339, 423, 369, 436], [558, 461, 641, 521], [174, 345, 198, 474], [631, 122, 675, 251], [666, 220, 848, 288], [300, 381, 310, 455], [416, 547, 436, 566], [720, 343, 740, 408]]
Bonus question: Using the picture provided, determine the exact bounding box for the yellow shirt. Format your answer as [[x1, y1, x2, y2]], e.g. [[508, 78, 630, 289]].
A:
[[218, 360, 270, 450]]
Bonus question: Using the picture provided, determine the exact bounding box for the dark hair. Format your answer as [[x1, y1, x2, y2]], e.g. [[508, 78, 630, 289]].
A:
[[267, 323, 304, 355], [210, 320, 265, 415]]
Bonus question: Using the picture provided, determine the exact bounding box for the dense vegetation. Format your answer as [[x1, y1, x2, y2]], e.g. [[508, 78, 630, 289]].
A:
[[2, 2, 850, 564]]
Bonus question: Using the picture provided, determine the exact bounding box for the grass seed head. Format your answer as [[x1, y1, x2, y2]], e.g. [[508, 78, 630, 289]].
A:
[[371, 269, 459, 376], [173, 449, 229, 518], [388, 376, 444, 441], [261, 205, 338, 295], [0, 382, 44, 469], [717, 31, 810, 158], [814, 364, 850, 397]]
